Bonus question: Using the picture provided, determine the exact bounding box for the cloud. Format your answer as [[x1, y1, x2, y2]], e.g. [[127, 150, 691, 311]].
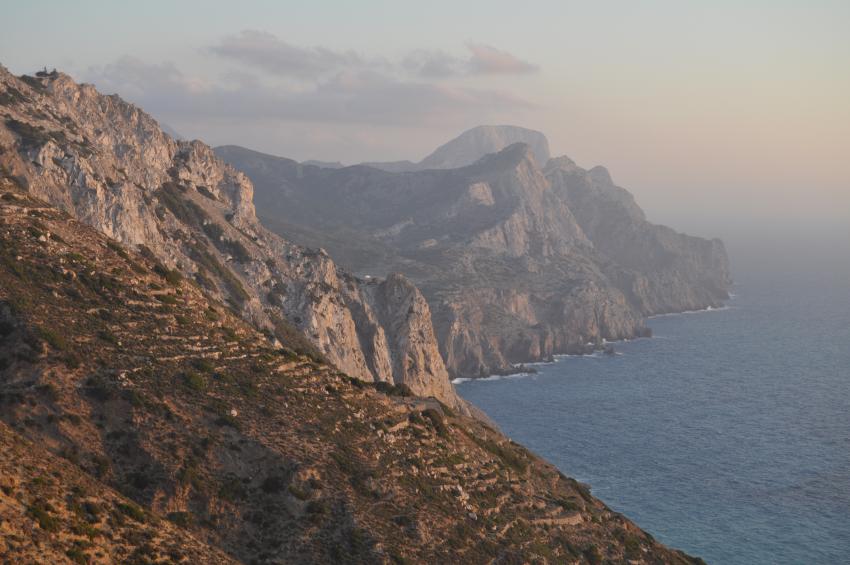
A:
[[403, 44, 539, 78], [83, 57, 532, 127], [402, 50, 464, 78], [208, 30, 538, 80], [208, 30, 365, 78], [466, 43, 539, 74]]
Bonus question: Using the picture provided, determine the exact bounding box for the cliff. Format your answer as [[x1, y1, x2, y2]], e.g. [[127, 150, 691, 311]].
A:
[[217, 133, 730, 378], [0, 66, 463, 410]]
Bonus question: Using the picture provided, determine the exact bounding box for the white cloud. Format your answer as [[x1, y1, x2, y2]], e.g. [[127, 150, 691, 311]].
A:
[[208, 30, 366, 79]]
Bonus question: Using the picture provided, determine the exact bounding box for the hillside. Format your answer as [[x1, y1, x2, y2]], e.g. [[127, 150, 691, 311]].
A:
[[0, 164, 702, 562]]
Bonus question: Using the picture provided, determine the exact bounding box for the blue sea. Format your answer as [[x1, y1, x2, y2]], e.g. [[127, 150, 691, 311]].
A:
[[456, 237, 850, 564]]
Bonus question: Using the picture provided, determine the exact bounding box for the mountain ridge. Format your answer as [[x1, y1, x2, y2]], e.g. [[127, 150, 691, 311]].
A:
[[217, 131, 730, 378]]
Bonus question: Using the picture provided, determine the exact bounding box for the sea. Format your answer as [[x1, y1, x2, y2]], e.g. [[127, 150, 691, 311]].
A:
[[455, 232, 850, 564]]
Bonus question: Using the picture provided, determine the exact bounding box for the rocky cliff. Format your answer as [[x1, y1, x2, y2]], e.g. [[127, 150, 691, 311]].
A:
[[217, 131, 730, 378], [0, 66, 464, 410], [0, 169, 702, 563]]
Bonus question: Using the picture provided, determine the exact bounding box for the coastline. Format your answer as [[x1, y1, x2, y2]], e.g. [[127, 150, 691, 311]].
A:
[[452, 300, 733, 384]]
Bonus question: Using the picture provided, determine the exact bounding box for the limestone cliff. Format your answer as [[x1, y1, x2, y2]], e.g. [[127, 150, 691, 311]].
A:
[[217, 132, 730, 379], [0, 66, 462, 409]]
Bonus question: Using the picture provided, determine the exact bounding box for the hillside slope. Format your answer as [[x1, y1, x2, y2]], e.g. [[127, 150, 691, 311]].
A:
[[0, 169, 702, 563]]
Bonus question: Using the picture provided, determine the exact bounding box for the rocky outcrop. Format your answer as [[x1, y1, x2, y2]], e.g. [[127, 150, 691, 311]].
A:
[[217, 130, 730, 379], [0, 66, 463, 409], [545, 158, 731, 314]]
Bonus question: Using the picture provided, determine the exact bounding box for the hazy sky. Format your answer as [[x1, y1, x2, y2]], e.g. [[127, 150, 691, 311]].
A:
[[3, 0, 849, 234]]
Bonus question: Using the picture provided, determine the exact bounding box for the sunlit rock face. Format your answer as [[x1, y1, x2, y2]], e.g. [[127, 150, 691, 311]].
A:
[[0, 66, 465, 410]]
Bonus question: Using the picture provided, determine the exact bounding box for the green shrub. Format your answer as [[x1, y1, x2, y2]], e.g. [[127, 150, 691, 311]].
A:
[[182, 371, 207, 392], [106, 240, 129, 260], [422, 408, 449, 438], [115, 502, 146, 523], [98, 329, 118, 344], [164, 269, 183, 286], [38, 326, 68, 351], [166, 511, 193, 528], [192, 358, 215, 373], [27, 502, 59, 531], [65, 547, 88, 564], [470, 434, 528, 473]]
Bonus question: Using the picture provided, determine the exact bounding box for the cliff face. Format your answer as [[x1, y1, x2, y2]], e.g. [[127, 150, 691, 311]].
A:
[[545, 159, 731, 314], [0, 172, 702, 564], [0, 67, 461, 409], [217, 133, 730, 379]]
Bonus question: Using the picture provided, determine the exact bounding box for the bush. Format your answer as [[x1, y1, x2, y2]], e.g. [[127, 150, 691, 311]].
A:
[[373, 381, 413, 397], [470, 434, 528, 473], [261, 475, 286, 494], [192, 358, 215, 373], [166, 511, 193, 528], [38, 326, 68, 351], [422, 408, 449, 438], [27, 503, 59, 531], [182, 371, 207, 392], [214, 413, 240, 429], [164, 269, 183, 286], [115, 502, 146, 522]]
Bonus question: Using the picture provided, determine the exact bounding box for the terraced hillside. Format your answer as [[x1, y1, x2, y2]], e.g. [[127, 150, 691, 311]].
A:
[[0, 168, 702, 562]]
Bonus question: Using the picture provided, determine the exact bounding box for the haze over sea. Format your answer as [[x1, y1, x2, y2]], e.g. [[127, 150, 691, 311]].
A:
[[457, 229, 850, 565]]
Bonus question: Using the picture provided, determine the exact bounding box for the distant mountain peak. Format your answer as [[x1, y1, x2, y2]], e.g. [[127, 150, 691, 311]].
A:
[[588, 165, 613, 185], [361, 124, 551, 172], [419, 124, 550, 170]]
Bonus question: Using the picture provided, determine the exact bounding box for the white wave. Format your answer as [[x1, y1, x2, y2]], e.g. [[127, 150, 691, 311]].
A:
[[648, 305, 732, 319], [452, 372, 535, 384]]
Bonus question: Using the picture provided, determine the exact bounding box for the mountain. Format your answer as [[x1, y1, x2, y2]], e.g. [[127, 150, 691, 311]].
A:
[[216, 134, 730, 379], [0, 98, 701, 562], [0, 66, 465, 412], [363, 125, 551, 171], [302, 160, 344, 169]]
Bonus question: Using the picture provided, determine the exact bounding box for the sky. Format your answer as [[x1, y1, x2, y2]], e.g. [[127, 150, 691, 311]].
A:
[[2, 0, 849, 238]]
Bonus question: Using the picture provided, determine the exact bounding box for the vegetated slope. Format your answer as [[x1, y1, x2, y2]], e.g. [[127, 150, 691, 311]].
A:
[[0, 174, 703, 563], [0, 420, 238, 564], [0, 65, 461, 410], [217, 138, 730, 378]]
